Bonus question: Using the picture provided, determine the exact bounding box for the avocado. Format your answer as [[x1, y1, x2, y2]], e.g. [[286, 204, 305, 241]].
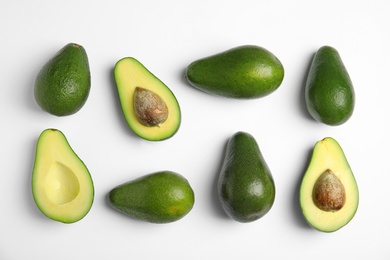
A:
[[32, 129, 94, 223], [218, 131, 276, 222], [114, 57, 181, 141], [300, 137, 359, 232], [109, 171, 194, 223], [34, 43, 91, 116], [185, 45, 284, 99], [305, 46, 355, 126]]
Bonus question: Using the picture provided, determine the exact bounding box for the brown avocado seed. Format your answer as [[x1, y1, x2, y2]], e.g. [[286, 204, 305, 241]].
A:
[[134, 87, 169, 127], [313, 169, 346, 212]]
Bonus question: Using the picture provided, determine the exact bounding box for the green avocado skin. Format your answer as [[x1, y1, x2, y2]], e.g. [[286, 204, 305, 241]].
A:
[[305, 46, 355, 126], [185, 45, 284, 99], [109, 171, 194, 224], [34, 43, 90, 116], [218, 132, 275, 223]]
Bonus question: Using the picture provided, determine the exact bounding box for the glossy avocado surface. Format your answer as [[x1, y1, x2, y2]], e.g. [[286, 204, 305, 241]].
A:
[[109, 171, 194, 223], [218, 131, 275, 222], [305, 46, 355, 126], [185, 45, 284, 99]]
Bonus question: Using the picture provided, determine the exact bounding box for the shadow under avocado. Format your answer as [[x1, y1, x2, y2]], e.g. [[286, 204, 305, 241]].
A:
[[210, 139, 232, 220], [299, 52, 316, 122], [180, 66, 209, 98], [180, 66, 190, 86]]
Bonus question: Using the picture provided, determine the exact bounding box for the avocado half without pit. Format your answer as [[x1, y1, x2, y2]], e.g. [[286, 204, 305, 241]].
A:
[[299, 137, 359, 232], [32, 129, 94, 224], [114, 57, 181, 141]]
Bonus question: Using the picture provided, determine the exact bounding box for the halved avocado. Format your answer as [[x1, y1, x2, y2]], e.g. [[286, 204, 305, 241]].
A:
[[299, 137, 359, 232], [32, 129, 94, 223], [114, 57, 181, 141]]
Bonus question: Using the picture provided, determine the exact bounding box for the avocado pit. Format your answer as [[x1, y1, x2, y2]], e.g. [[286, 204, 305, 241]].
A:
[[313, 169, 346, 212], [134, 87, 168, 127]]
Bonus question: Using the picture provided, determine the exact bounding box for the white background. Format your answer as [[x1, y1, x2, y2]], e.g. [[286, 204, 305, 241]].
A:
[[1, 1, 389, 259]]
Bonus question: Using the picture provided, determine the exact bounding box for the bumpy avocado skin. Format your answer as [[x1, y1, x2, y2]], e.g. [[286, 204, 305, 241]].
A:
[[34, 43, 90, 116], [109, 171, 194, 223], [218, 132, 275, 223], [185, 45, 284, 99], [305, 46, 355, 126]]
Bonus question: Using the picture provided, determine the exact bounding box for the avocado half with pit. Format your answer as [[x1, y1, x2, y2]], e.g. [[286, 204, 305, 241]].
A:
[[32, 129, 94, 223], [114, 57, 181, 141], [299, 137, 359, 232]]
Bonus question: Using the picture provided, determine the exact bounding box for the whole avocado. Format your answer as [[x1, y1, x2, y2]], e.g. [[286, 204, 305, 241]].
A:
[[109, 171, 194, 223], [185, 45, 284, 99], [218, 131, 276, 223], [34, 43, 91, 116], [305, 46, 355, 126]]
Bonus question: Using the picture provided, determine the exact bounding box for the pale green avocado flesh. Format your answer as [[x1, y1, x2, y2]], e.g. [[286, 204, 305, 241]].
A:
[[114, 57, 181, 141], [300, 137, 358, 232], [32, 129, 94, 223]]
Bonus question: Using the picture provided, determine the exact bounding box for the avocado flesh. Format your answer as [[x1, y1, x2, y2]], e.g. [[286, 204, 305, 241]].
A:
[[114, 57, 181, 141], [218, 131, 275, 223], [185, 45, 284, 99], [34, 43, 90, 116], [32, 129, 94, 223], [305, 46, 355, 126], [300, 137, 359, 232], [108, 171, 195, 223]]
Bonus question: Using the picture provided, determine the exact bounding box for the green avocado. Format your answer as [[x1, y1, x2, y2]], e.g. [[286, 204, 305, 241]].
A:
[[300, 137, 359, 232], [185, 45, 284, 99], [34, 43, 91, 116], [109, 171, 194, 223], [305, 46, 355, 126], [114, 57, 181, 141], [218, 131, 276, 223], [32, 129, 94, 224]]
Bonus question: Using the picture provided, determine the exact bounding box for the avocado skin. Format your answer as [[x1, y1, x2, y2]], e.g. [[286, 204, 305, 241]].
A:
[[185, 45, 284, 99], [218, 132, 275, 223], [305, 46, 355, 126], [109, 171, 194, 223], [34, 43, 90, 116]]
